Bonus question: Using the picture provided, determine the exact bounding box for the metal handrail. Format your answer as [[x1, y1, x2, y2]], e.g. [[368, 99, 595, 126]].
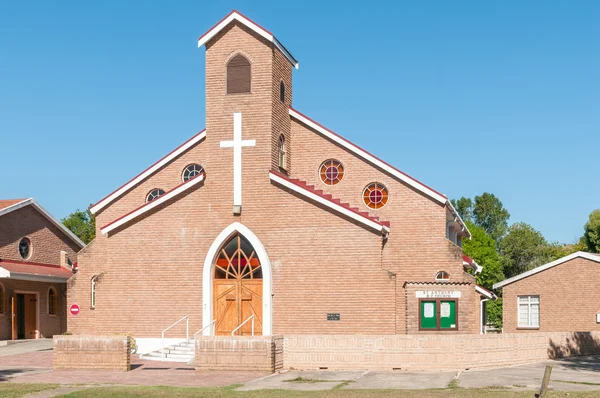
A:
[[231, 315, 254, 336], [161, 315, 189, 361], [193, 320, 216, 340]]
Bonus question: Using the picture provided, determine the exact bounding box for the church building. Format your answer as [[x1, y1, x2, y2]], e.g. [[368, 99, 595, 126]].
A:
[[67, 10, 493, 349]]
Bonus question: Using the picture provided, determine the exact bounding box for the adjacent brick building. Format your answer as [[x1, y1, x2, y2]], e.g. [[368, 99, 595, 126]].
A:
[[67, 10, 493, 350], [494, 252, 600, 332], [0, 198, 84, 340]]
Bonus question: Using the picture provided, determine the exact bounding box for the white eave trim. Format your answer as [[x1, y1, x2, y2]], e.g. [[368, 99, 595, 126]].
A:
[[269, 172, 389, 234], [90, 130, 206, 215], [463, 260, 483, 275], [0, 271, 70, 283], [475, 285, 496, 299], [197, 11, 299, 69], [289, 108, 447, 205], [0, 198, 86, 248], [100, 174, 204, 235], [493, 251, 600, 289]]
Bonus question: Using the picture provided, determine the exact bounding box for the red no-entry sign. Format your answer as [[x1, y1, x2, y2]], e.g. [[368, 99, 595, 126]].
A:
[[70, 304, 80, 316]]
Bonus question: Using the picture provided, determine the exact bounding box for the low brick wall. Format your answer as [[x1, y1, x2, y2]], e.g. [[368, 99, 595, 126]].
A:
[[283, 331, 600, 371], [53, 335, 131, 371], [195, 335, 283, 372]]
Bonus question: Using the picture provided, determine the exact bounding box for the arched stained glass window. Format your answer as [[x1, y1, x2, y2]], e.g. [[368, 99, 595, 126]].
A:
[[363, 182, 389, 209], [280, 80, 285, 103], [146, 188, 165, 203], [214, 234, 262, 280], [182, 164, 205, 182], [319, 159, 344, 185], [48, 287, 58, 315]]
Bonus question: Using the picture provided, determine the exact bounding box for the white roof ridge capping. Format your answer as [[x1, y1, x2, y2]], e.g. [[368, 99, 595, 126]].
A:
[[269, 171, 390, 234], [90, 130, 206, 215], [288, 108, 474, 232], [493, 251, 600, 289], [100, 174, 204, 235], [197, 10, 299, 69], [0, 198, 85, 248]]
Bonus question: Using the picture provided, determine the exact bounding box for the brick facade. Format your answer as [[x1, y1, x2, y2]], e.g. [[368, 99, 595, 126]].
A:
[[501, 256, 600, 333], [68, 11, 483, 339], [53, 335, 131, 371], [0, 203, 80, 340]]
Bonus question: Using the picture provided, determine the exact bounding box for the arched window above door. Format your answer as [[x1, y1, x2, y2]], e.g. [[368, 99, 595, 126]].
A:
[[227, 54, 251, 94], [215, 234, 262, 280]]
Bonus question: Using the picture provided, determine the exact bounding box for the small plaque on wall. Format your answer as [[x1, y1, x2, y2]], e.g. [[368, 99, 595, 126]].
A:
[[327, 313, 340, 321]]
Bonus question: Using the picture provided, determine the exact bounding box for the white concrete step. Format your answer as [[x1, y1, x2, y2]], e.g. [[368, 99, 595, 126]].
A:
[[139, 341, 195, 363]]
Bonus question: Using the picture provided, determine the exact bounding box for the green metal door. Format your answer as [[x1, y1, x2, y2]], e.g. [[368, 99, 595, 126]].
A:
[[420, 301, 437, 329], [439, 300, 456, 329]]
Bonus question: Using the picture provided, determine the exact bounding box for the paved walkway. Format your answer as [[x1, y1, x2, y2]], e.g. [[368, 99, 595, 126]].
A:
[[1, 341, 599, 392]]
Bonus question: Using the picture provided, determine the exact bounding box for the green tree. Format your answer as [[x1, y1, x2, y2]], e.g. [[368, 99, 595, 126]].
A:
[[462, 221, 504, 290], [499, 222, 551, 278], [451, 197, 474, 223], [62, 208, 96, 244], [583, 209, 600, 253], [473, 193, 510, 244]]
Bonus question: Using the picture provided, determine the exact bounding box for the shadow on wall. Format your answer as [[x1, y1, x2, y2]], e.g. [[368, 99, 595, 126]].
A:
[[548, 332, 600, 371]]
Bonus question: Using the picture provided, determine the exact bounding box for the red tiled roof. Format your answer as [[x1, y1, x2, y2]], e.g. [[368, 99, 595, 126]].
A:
[[462, 254, 474, 265], [0, 199, 26, 211], [270, 169, 390, 230], [0, 259, 73, 279]]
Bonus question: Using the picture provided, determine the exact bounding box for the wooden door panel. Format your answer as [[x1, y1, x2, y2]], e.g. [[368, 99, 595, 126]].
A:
[[214, 281, 237, 336], [11, 297, 16, 340], [25, 295, 37, 339], [240, 281, 262, 336]]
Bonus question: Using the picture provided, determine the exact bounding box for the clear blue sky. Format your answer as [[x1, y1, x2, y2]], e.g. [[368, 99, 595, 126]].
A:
[[1, 1, 598, 244]]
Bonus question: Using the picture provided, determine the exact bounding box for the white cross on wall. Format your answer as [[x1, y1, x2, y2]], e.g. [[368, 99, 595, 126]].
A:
[[220, 112, 256, 212]]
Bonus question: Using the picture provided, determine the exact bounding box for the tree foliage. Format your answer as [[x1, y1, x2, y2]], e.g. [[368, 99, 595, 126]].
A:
[[462, 221, 504, 290], [499, 222, 552, 278], [451, 197, 473, 223], [62, 208, 96, 244], [583, 209, 600, 253], [472, 193, 510, 244]]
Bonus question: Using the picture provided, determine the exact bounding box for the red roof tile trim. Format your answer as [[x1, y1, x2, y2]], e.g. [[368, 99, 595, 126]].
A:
[[289, 107, 447, 200], [270, 169, 390, 229], [100, 173, 204, 232], [90, 130, 206, 212], [0, 199, 26, 211], [0, 258, 72, 279], [462, 254, 474, 265]]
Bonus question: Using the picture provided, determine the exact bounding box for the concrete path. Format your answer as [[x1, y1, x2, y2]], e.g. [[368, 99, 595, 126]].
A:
[[459, 355, 600, 392], [0, 339, 53, 357]]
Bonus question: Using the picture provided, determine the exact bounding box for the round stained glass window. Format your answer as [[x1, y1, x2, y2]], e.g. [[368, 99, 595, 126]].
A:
[[363, 182, 389, 209], [319, 159, 344, 185], [146, 188, 166, 203], [19, 238, 31, 259], [182, 164, 205, 182]]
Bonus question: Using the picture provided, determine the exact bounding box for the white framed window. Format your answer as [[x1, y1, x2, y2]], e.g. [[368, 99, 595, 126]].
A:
[[91, 276, 97, 308], [518, 295, 540, 328], [435, 271, 450, 281], [278, 134, 286, 170]]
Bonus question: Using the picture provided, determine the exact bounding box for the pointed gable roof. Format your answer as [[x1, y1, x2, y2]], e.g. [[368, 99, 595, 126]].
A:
[[197, 10, 299, 69], [0, 198, 85, 248]]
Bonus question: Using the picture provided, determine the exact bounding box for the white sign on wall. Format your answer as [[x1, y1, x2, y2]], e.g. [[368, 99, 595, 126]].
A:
[[597, 313, 600, 323], [416, 291, 462, 299]]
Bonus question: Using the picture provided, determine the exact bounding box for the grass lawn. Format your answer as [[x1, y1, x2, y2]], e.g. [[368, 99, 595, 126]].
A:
[[0, 383, 59, 398], [57, 385, 600, 398]]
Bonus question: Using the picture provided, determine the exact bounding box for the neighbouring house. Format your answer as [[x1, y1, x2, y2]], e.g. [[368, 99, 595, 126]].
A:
[[0, 198, 84, 340], [494, 251, 600, 332], [67, 10, 494, 354]]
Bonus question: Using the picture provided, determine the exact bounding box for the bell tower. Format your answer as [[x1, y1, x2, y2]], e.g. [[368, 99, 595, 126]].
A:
[[198, 10, 298, 213], [198, 10, 298, 172]]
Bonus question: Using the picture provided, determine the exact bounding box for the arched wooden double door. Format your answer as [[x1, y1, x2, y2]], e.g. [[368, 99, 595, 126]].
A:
[[213, 233, 263, 335]]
